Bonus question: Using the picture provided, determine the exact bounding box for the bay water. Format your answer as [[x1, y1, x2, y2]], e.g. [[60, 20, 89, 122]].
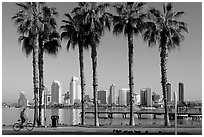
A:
[[2, 108, 201, 126]]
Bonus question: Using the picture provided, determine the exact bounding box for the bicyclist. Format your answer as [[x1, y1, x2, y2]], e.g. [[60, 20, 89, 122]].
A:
[[20, 108, 27, 127]]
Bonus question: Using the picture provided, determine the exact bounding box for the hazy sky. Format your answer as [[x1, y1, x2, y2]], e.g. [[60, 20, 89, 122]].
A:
[[2, 2, 202, 103]]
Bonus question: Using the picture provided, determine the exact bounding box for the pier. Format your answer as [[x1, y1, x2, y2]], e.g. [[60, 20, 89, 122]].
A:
[[83, 110, 202, 119]]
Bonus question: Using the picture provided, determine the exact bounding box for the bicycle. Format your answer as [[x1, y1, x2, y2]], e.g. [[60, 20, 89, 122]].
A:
[[13, 119, 35, 131]]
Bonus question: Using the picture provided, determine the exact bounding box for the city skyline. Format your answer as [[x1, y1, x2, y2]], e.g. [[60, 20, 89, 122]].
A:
[[2, 2, 202, 102]]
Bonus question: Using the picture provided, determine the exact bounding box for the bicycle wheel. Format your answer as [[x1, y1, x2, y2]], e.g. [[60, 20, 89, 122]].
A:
[[26, 123, 35, 131], [13, 123, 21, 131]]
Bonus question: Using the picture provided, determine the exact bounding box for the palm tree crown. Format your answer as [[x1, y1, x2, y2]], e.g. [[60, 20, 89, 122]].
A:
[[112, 2, 146, 36], [143, 3, 188, 50], [61, 13, 89, 50]]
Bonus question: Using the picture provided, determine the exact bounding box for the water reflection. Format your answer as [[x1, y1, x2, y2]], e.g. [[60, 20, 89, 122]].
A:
[[2, 108, 202, 127], [69, 109, 81, 125], [51, 108, 81, 125]]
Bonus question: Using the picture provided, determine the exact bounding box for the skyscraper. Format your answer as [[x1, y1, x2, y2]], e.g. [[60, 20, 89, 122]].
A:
[[167, 83, 171, 102], [109, 84, 116, 105], [98, 90, 107, 104], [118, 89, 129, 106], [70, 76, 81, 105], [133, 93, 140, 105], [51, 81, 62, 104], [18, 92, 28, 107], [140, 88, 152, 106], [179, 82, 184, 102]]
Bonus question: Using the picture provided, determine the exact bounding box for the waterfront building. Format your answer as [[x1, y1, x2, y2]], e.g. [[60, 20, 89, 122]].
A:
[[179, 82, 184, 102], [51, 81, 62, 105], [133, 93, 140, 105], [167, 83, 171, 102], [18, 92, 28, 107], [64, 92, 70, 105], [140, 88, 152, 106], [46, 90, 52, 105], [118, 89, 129, 106], [109, 84, 116, 105], [70, 76, 81, 105], [84, 95, 91, 102], [98, 90, 107, 105], [152, 92, 160, 103]]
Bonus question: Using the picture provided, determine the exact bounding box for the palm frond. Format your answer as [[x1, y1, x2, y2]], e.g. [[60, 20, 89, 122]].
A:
[[174, 11, 185, 19]]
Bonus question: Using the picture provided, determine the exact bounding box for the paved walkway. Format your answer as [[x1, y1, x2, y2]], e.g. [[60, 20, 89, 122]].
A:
[[2, 125, 202, 135]]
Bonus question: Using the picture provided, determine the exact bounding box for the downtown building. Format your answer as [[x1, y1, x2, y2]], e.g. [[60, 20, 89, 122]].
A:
[[51, 81, 62, 105], [118, 89, 129, 106], [64, 91, 70, 105], [140, 88, 152, 106], [133, 93, 140, 105], [18, 92, 28, 107], [152, 92, 160, 103], [70, 76, 81, 105], [108, 84, 117, 105], [179, 82, 184, 102], [98, 90, 107, 105]]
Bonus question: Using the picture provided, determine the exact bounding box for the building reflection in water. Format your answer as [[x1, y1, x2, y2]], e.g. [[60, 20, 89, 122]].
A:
[[51, 108, 81, 125], [69, 109, 81, 125]]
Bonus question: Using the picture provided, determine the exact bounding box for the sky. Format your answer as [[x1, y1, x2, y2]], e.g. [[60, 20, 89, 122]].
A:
[[2, 2, 202, 103]]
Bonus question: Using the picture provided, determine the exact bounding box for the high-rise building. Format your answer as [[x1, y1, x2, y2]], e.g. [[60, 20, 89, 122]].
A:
[[179, 82, 184, 102], [167, 83, 171, 102], [64, 91, 70, 105], [152, 92, 160, 103], [118, 89, 129, 106], [51, 81, 62, 104], [109, 84, 116, 105], [70, 76, 81, 105], [140, 88, 152, 106], [98, 90, 107, 104], [18, 92, 28, 107], [133, 93, 140, 105]]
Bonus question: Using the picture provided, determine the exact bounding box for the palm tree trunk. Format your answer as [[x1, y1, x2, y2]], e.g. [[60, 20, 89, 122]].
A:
[[128, 33, 135, 126], [79, 45, 85, 125], [38, 36, 44, 126], [91, 46, 99, 126], [33, 36, 39, 127], [160, 37, 170, 126]]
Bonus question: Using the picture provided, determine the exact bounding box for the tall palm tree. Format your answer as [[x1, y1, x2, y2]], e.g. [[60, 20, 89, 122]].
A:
[[12, 2, 44, 126], [112, 2, 146, 125], [60, 13, 89, 125], [71, 2, 111, 126], [142, 3, 188, 126], [38, 5, 61, 126]]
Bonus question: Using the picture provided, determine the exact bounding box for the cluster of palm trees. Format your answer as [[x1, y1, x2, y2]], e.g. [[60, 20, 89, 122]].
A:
[[12, 2, 188, 127]]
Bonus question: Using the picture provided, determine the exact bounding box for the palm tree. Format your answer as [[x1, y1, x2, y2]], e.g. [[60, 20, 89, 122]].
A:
[[142, 3, 188, 126], [60, 13, 89, 125], [12, 2, 43, 126], [71, 2, 111, 126], [112, 2, 146, 125], [38, 5, 61, 126]]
